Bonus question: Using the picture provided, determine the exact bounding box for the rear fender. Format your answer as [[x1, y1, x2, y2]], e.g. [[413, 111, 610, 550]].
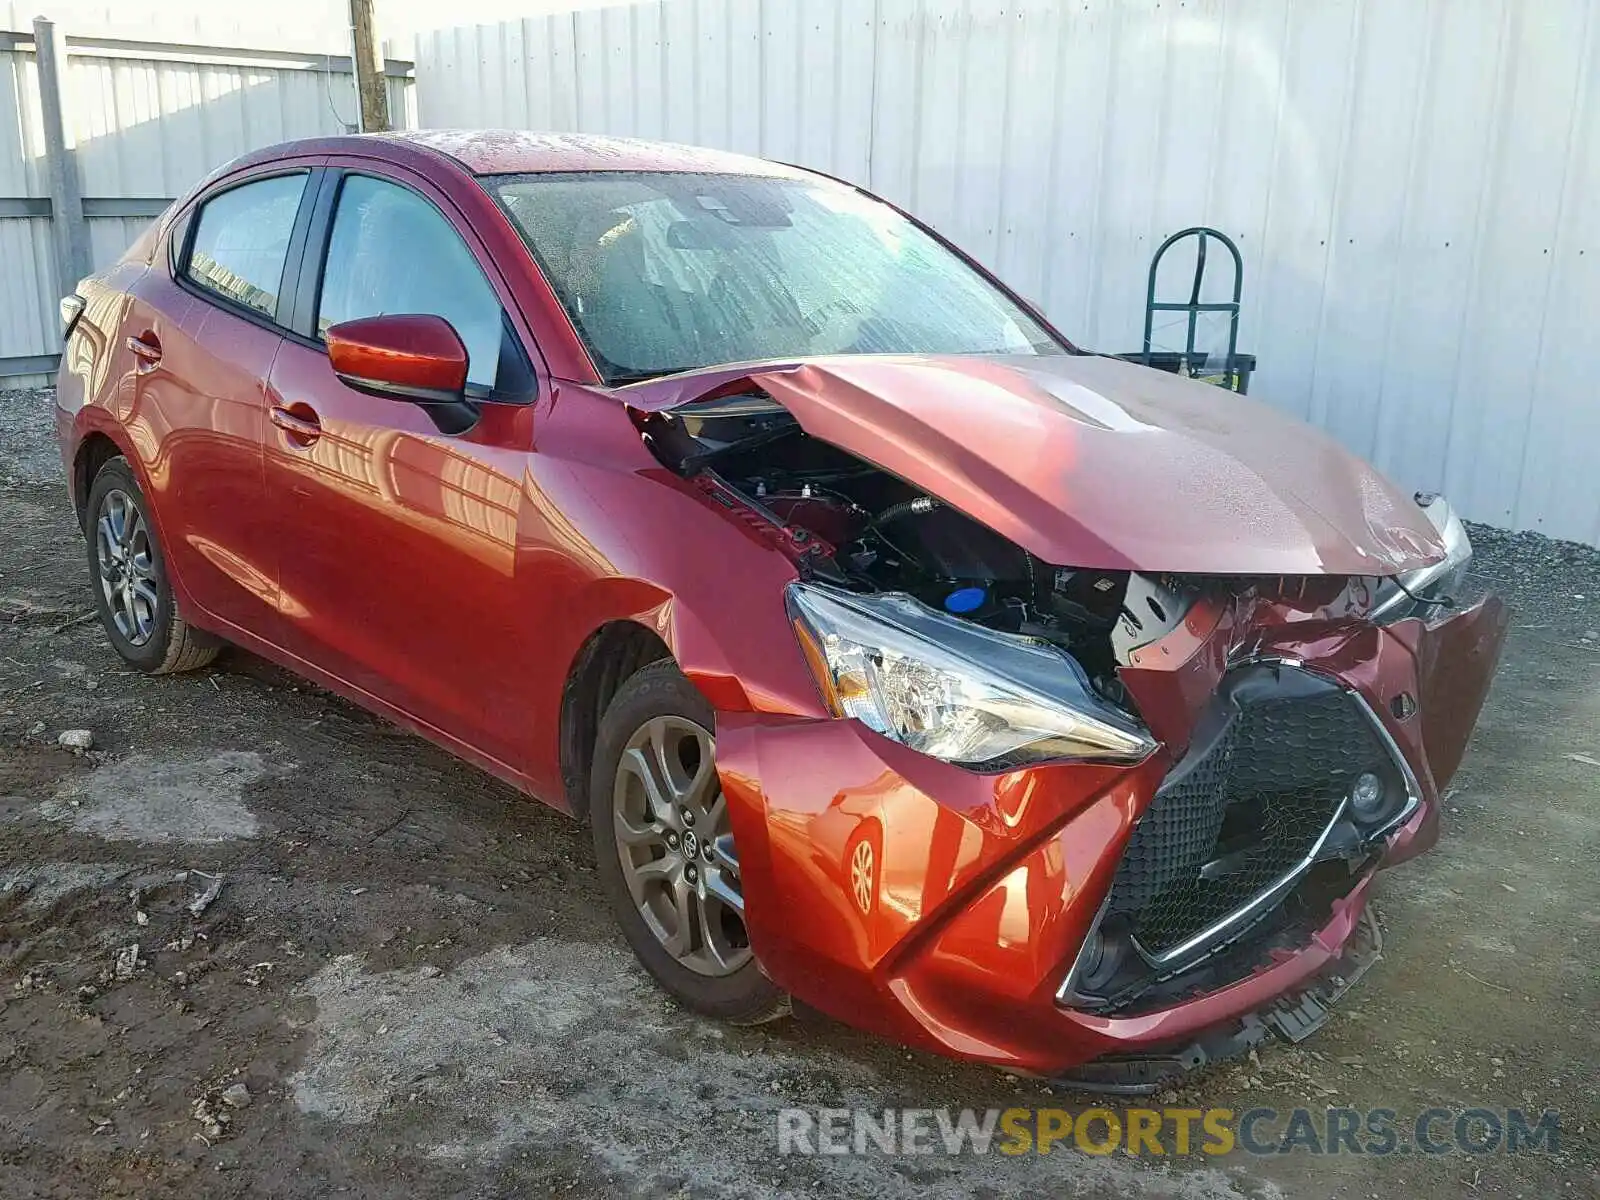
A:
[[63, 410, 200, 620]]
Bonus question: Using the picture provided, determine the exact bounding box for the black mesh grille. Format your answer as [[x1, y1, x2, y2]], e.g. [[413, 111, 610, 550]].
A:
[[1106, 669, 1394, 963]]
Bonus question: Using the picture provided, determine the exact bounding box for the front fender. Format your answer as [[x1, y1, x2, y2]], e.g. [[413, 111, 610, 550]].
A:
[[518, 386, 832, 801]]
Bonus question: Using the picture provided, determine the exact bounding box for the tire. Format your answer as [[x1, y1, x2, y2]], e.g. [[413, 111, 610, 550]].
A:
[[590, 660, 788, 1025], [83, 457, 220, 675]]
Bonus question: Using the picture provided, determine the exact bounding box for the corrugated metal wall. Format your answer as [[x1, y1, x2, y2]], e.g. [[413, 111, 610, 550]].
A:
[[415, 0, 1600, 546], [0, 0, 464, 57], [0, 44, 52, 371], [0, 33, 417, 382]]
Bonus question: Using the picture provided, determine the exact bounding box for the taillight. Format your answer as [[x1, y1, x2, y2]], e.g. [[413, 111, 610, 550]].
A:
[[59, 293, 86, 340]]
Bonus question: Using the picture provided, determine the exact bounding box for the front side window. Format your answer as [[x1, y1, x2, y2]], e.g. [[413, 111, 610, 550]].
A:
[[317, 175, 506, 391], [491, 170, 1065, 384], [184, 173, 307, 317]]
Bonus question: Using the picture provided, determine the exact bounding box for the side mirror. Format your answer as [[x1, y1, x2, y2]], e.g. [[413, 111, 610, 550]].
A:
[[326, 314, 469, 405]]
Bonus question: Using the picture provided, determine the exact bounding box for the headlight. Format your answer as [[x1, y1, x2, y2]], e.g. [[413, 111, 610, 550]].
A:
[[786, 582, 1157, 769], [1370, 494, 1473, 622]]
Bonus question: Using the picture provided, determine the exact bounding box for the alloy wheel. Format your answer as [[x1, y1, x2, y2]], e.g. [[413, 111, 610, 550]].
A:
[[612, 714, 751, 977], [850, 837, 875, 914], [94, 488, 159, 646]]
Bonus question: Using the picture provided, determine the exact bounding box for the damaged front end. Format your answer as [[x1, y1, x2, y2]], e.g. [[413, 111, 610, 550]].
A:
[[1071, 533, 1507, 1004], [628, 364, 1508, 1078]]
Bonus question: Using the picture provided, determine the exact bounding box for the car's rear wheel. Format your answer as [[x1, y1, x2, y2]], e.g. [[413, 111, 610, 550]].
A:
[[84, 457, 220, 674], [590, 660, 788, 1024]]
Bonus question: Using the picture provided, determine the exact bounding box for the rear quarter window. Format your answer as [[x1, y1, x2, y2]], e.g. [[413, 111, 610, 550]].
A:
[[183, 173, 308, 318]]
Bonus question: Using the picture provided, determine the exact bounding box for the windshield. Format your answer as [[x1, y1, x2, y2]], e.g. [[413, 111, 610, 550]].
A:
[[489, 171, 1066, 383]]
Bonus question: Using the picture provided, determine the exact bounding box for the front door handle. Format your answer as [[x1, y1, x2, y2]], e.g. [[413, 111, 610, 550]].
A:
[[270, 404, 323, 446], [126, 331, 162, 373]]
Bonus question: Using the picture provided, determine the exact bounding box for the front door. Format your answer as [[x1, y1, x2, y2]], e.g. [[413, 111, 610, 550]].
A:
[[264, 169, 536, 762]]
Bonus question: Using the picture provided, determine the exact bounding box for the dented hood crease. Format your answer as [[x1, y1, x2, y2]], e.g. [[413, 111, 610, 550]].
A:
[[620, 353, 1447, 576]]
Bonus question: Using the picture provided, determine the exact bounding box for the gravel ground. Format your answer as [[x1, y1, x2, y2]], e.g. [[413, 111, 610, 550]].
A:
[[1, 385, 1596, 1198]]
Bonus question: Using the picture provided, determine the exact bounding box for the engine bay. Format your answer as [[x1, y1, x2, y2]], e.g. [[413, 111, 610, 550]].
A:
[[640, 391, 1224, 710], [638, 389, 1408, 722]]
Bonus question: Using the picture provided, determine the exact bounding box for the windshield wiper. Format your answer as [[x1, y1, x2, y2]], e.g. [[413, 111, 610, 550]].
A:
[[676, 416, 800, 473]]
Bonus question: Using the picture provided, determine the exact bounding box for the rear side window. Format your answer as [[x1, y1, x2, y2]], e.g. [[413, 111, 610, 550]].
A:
[[184, 173, 307, 317], [316, 175, 505, 390]]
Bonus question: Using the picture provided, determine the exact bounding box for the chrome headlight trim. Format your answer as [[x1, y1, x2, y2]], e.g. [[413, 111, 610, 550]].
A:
[[786, 581, 1158, 770]]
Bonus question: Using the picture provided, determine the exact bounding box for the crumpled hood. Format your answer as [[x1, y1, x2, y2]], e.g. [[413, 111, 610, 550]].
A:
[[621, 352, 1446, 575]]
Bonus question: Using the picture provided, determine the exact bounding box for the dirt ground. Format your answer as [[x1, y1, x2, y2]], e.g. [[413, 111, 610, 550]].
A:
[[1, 385, 1596, 1199]]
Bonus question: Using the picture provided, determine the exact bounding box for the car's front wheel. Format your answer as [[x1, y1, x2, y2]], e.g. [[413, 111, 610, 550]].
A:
[[84, 457, 220, 674], [590, 660, 787, 1024]]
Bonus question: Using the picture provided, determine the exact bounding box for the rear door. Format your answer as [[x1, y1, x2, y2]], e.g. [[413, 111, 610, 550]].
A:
[[122, 165, 319, 639], [263, 164, 538, 760]]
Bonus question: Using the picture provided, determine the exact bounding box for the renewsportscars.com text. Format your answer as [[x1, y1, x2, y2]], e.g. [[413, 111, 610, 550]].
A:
[[775, 1106, 1561, 1158]]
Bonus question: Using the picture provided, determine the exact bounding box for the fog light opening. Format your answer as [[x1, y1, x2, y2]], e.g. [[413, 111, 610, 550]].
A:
[[1073, 925, 1127, 995], [1349, 771, 1387, 820], [1078, 928, 1106, 978]]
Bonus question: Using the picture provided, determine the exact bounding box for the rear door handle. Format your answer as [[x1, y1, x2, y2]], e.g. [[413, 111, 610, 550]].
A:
[[270, 404, 323, 445], [126, 332, 162, 373]]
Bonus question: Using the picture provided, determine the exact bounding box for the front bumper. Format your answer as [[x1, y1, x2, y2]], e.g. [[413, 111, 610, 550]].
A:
[[714, 595, 1507, 1075], [1056, 904, 1387, 1094]]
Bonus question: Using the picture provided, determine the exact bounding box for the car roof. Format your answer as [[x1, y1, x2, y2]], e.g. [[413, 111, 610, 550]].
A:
[[388, 130, 811, 177], [228, 130, 814, 180]]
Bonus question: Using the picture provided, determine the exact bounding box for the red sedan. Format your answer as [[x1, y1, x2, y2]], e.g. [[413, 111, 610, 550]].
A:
[[55, 132, 1506, 1089]]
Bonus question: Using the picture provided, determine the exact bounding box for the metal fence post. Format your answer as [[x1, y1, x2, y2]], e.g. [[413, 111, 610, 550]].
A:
[[33, 16, 91, 296]]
